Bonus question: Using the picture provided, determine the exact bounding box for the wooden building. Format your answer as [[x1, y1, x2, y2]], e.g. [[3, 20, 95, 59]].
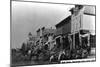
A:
[[55, 16, 71, 36], [55, 5, 95, 50]]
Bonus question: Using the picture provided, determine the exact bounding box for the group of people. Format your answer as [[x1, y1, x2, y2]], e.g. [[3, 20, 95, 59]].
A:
[[20, 32, 91, 62], [20, 33, 51, 61]]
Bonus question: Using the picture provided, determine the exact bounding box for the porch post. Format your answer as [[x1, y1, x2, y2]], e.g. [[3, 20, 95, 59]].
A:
[[79, 32, 82, 46], [68, 35, 72, 51], [73, 34, 75, 49], [87, 33, 90, 46]]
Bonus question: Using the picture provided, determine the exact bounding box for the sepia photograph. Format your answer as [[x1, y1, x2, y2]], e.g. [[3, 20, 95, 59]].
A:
[[11, 0, 96, 67]]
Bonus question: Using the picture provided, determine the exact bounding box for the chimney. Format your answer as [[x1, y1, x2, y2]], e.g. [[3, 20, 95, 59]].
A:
[[69, 5, 83, 14]]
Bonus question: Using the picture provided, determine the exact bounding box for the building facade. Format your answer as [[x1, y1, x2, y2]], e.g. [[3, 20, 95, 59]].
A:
[[55, 16, 71, 36], [36, 27, 56, 50]]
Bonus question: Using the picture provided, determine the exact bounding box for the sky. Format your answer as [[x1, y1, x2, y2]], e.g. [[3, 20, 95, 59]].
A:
[[11, 1, 95, 48], [12, 1, 75, 48]]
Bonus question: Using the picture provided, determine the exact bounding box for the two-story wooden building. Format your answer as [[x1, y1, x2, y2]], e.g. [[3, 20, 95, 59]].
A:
[[55, 5, 95, 50]]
